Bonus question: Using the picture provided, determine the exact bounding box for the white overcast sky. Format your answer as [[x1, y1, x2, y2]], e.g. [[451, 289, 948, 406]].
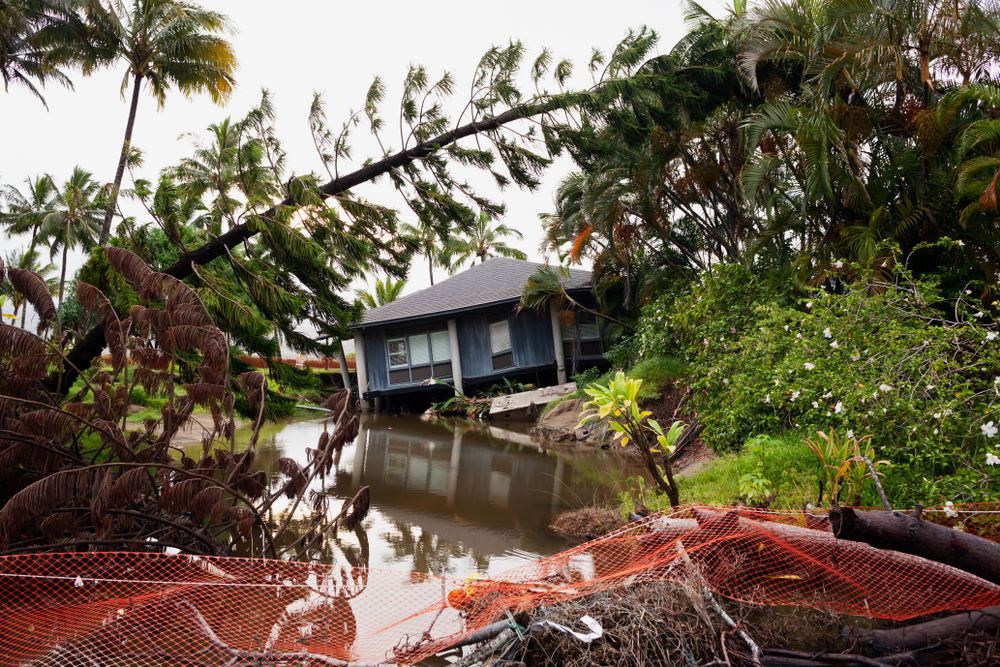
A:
[[1, 0, 726, 340]]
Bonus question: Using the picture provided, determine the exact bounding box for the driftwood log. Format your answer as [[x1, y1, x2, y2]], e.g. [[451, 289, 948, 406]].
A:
[[829, 506, 1000, 586], [843, 605, 1000, 652]]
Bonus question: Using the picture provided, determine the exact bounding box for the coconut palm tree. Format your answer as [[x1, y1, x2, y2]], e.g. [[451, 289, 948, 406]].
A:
[[1, 173, 59, 261], [39, 166, 103, 338], [0, 0, 85, 106], [400, 220, 451, 285], [355, 276, 406, 309], [93, 0, 238, 245], [443, 211, 527, 273]]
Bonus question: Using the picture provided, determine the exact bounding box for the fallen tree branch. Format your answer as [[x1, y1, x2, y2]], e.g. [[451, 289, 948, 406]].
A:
[[842, 605, 1000, 653], [829, 506, 1000, 585]]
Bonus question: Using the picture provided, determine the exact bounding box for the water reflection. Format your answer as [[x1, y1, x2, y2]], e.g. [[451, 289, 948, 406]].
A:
[[213, 414, 649, 577]]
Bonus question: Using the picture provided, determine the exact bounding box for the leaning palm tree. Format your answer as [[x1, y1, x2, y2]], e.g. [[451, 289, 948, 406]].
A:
[[93, 0, 238, 244], [39, 166, 103, 340], [444, 211, 527, 273], [355, 276, 406, 309]]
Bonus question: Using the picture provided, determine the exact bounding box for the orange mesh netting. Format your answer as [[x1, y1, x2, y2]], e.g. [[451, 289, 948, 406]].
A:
[[2, 503, 999, 666]]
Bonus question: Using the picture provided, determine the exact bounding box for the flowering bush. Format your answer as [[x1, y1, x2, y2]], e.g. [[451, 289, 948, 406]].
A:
[[637, 253, 1000, 503]]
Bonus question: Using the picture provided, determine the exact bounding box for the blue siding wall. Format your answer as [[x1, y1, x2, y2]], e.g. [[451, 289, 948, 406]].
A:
[[510, 307, 555, 368], [456, 315, 492, 379], [364, 328, 389, 391]]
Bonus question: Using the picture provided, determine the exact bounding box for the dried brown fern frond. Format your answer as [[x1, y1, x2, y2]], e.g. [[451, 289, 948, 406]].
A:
[[64, 402, 99, 421], [18, 409, 70, 438], [341, 485, 371, 532], [198, 366, 223, 386], [90, 470, 113, 539], [132, 347, 171, 372], [0, 466, 92, 542], [7, 268, 56, 333], [234, 469, 266, 500], [184, 382, 226, 409], [159, 477, 204, 513], [111, 467, 152, 507], [93, 420, 136, 462], [190, 486, 225, 523], [278, 457, 308, 498], [227, 506, 255, 535], [0, 323, 45, 358], [40, 511, 79, 543], [104, 248, 153, 295], [169, 302, 211, 327], [11, 353, 57, 381]]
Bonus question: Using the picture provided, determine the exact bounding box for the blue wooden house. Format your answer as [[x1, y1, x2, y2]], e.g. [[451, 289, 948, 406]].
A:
[[351, 258, 606, 409]]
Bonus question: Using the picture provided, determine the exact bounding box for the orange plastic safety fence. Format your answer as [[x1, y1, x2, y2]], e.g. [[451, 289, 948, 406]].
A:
[[1, 503, 998, 666]]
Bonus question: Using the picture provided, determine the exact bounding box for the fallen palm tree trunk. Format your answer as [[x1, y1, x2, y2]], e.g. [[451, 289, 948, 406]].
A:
[[829, 506, 1000, 586], [843, 604, 1000, 653]]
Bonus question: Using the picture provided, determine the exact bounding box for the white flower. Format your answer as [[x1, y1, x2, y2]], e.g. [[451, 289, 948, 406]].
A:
[[988, 332, 998, 341], [851, 355, 860, 362], [830, 340, 839, 349], [965, 289, 973, 295], [812, 401, 819, 408], [834, 260, 844, 269], [927, 384, 936, 390], [783, 325, 790, 331], [995, 377, 1000, 386], [934, 413, 941, 419], [823, 327, 832, 339], [764, 394, 771, 404], [796, 333, 802, 339], [806, 301, 812, 308], [791, 391, 800, 401], [958, 240, 965, 247], [723, 378, 729, 385], [944, 409, 953, 416], [822, 392, 833, 399], [879, 384, 892, 393], [944, 501, 959, 519], [974, 311, 984, 319], [805, 362, 815, 370], [846, 429, 855, 439], [988, 452, 1000, 466], [982, 421, 998, 438], [775, 379, 781, 386], [835, 401, 843, 414]]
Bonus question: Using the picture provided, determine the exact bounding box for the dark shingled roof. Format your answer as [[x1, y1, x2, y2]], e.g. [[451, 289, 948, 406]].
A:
[[357, 257, 591, 327]]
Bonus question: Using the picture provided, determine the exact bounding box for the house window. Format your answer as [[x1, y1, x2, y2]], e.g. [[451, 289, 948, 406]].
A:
[[562, 312, 603, 358], [386, 325, 454, 384], [488, 313, 514, 371]]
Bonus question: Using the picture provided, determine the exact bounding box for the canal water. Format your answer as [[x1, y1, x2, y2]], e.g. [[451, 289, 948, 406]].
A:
[[217, 414, 648, 578]]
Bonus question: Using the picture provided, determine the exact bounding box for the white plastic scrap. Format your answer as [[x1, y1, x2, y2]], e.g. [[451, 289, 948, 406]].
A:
[[536, 615, 603, 643], [73, 576, 85, 588]]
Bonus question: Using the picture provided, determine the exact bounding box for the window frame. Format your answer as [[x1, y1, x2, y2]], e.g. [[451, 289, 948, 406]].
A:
[[487, 311, 515, 371], [385, 323, 454, 384]]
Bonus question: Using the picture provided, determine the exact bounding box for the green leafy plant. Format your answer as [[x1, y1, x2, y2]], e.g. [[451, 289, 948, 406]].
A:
[[804, 429, 890, 506], [577, 370, 685, 507], [738, 436, 774, 505]]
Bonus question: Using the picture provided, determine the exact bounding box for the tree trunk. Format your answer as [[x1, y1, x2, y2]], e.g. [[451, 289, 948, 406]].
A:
[[829, 506, 1000, 586], [56, 241, 68, 393], [20, 227, 39, 329], [100, 72, 143, 246], [428, 252, 434, 286], [844, 605, 1000, 653]]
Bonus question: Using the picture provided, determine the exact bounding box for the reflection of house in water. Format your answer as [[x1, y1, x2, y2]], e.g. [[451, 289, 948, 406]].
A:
[[327, 417, 605, 558]]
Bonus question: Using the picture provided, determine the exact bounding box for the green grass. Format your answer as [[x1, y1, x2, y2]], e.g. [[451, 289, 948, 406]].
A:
[[620, 432, 822, 513]]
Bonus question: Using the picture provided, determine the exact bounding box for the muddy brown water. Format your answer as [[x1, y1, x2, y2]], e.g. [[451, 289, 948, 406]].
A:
[[186, 413, 649, 578]]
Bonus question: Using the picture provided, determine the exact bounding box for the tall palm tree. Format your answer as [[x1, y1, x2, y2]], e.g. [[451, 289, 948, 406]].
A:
[[167, 117, 242, 233], [355, 276, 406, 309], [443, 211, 527, 273], [93, 0, 238, 245], [2, 247, 58, 328], [400, 220, 450, 285], [40, 166, 103, 338], [1, 173, 59, 267]]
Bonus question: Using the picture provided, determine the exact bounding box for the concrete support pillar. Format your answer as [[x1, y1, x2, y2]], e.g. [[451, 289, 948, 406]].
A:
[[447, 318, 464, 395], [353, 331, 370, 410], [337, 341, 352, 393], [549, 301, 567, 384], [447, 427, 463, 508], [351, 418, 368, 488]]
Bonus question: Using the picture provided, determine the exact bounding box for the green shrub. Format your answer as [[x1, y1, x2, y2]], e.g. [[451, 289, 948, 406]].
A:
[[634, 250, 1000, 504]]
